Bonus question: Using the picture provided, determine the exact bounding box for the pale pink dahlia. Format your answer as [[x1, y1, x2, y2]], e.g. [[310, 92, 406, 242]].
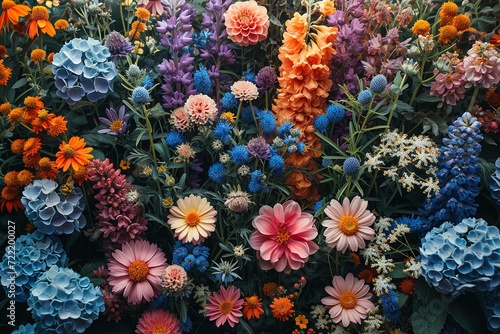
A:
[[322, 196, 375, 253], [161, 264, 188, 292], [321, 273, 375, 327], [135, 309, 182, 334], [169, 106, 192, 132], [137, 0, 165, 16], [248, 200, 319, 274], [230, 81, 259, 101], [224, 0, 269, 46], [183, 94, 218, 125], [107, 240, 168, 304], [206, 285, 244, 328]]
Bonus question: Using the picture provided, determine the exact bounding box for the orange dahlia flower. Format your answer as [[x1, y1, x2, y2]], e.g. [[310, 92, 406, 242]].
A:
[[56, 136, 93, 171], [0, 0, 30, 31], [224, 0, 269, 46], [26, 6, 55, 39], [0, 59, 11, 86]]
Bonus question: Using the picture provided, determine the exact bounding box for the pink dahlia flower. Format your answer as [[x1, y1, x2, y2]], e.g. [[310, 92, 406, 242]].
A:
[[224, 0, 270, 47], [430, 70, 467, 105], [183, 94, 218, 125], [463, 53, 500, 89], [249, 200, 319, 274], [161, 264, 188, 292], [322, 196, 375, 253], [135, 309, 182, 334], [169, 106, 192, 132], [137, 0, 165, 16], [206, 285, 244, 328], [107, 240, 168, 304], [231, 81, 259, 101], [321, 273, 375, 327]]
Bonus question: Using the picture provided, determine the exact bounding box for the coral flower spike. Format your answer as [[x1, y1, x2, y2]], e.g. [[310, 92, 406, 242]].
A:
[[0, 0, 31, 31], [26, 6, 55, 39], [56, 136, 94, 172]]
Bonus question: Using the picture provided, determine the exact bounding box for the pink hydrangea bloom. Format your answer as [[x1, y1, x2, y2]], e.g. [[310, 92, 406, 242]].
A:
[[249, 200, 319, 274]]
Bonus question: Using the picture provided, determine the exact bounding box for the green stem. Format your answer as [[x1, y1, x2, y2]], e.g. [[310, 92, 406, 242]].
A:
[[233, 100, 243, 130], [386, 73, 408, 127], [467, 85, 480, 112]]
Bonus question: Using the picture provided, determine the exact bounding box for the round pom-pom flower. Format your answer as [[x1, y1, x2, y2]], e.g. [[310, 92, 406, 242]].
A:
[[27, 265, 104, 333], [0, 231, 68, 302], [21, 179, 87, 235], [326, 104, 346, 123], [322, 196, 375, 253], [420, 217, 500, 297], [132, 86, 150, 105], [52, 37, 117, 105], [370, 74, 388, 93], [314, 114, 330, 133], [357, 89, 373, 104], [135, 309, 182, 334], [343, 157, 361, 176], [249, 200, 319, 274], [321, 273, 375, 327], [224, 0, 270, 47]]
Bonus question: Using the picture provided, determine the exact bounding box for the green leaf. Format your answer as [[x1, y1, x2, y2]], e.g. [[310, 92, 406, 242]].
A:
[[410, 294, 447, 334], [448, 294, 488, 334], [415, 94, 441, 103], [388, 262, 409, 279], [11, 77, 27, 89], [180, 299, 188, 322], [415, 277, 441, 304], [238, 318, 254, 334]]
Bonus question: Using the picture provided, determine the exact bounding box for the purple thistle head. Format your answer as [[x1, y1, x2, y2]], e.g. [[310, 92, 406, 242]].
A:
[[98, 106, 130, 136], [255, 66, 277, 92], [246, 137, 272, 159], [105, 31, 133, 60]]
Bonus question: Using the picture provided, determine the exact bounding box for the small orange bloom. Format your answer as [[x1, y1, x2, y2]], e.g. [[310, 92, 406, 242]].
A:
[[71, 165, 89, 185], [438, 25, 458, 44], [452, 14, 470, 32], [54, 18, 69, 30], [411, 19, 431, 36], [119, 159, 131, 170], [3, 170, 19, 187], [47, 52, 55, 63], [350, 253, 361, 266], [315, 0, 336, 16], [8, 107, 24, 122], [17, 169, 34, 186], [129, 21, 146, 39], [0, 59, 12, 86], [23, 96, 44, 121], [135, 7, 150, 21], [46, 115, 67, 136], [56, 136, 93, 171], [439, 1, 459, 25], [0, 0, 31, 31], [295, 314, 308, 329], [263, 282, 279, 297], [23, 137, 42, 156], [11, 138, 25, 154], [0, 102, 11, 115], [358, 268, 376, 283], [0, 44, 6, 57], [242, 295, 264, 320], [26, 6, 56, 39], [270, 297, 294, 321], [0, 185, 23, 213], [37, 157, 59, 180], [23, 153, 41, 169], [399, 278, 416, 294], [30, 48, 46, 63], [31, 109, 54, 134]]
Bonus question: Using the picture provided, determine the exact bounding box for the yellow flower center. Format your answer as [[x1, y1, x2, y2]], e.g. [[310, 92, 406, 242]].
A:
[[219, 300, 233, 315], [109, 119, 124, 132], [128, 260, 149, 282], [62, 144, 75, 158], [185, 211, 200, 227], [31, 6, 50, 21], [37, 109, 49, 121], [152, 324, 167, 334], [338, 291, 357, 309], [38, 157, 52, 170], [24, 97, 37, 109], [2, 0, 15, 10], [246, 295, 259, 308], [339, 215, 359, 236], [275, 226, 290, 245]]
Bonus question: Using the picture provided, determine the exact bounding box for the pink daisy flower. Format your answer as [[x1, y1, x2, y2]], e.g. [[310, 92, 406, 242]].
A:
[[107, 240, 168, 304], [248, 200, 319, 274], [137, 0, 165, 16], [321, 273, 375, 327], [321, 196, 375, 253], [135, 309, 182, 334], [183, 94, 218, 125], [206, 285, 244, 328]]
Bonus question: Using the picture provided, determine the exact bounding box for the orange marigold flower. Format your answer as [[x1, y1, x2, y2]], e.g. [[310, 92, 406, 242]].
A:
[[0, 185, 23, 213], [26, 6, 56, 39], [411, 19, 431, 36], [135, 7, 150, 21], [37, 157, 59, 180], [56, 136, 93, 171], [0, 59, 12, 86], [119, 159, 131, 170], [263, 282, 279, 297], [129, 21, 146, 39], [47, 115, 67, 136], [47, 51, 55, 63], [0, 0, 31, 31], [357, 268, 376, 283], [8, 107, 24, 122], [23, 96, 44, 121], [242, 295, 264, 320], [270, 297, 294, 321], [295, 314, 308, 329], [30, 48, 46, 63], [17, 169, 34, 186], [315, 0, 336, 16], [23, 137, 42, 156], [23, 153, 41, 169], [71, 165, 89, 185], [3, 170, 19, 187], [439, 1, 458, 25], [399, 278, 416, 294], [0, 102, 11, 115], [452, 14, 470, 32], [0, 45, 6, 57], [438, 25, 458, 44], [54, 18, 69, 30], [11, 138, 25, 154], [31, 109, 54, 134]]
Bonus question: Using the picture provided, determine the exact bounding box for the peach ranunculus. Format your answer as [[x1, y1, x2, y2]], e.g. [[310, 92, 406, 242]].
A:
[[224, 0, 269, 47]]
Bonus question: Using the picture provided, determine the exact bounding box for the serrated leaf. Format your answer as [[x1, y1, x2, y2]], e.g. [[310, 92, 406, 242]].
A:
[[448, 294, 488, 334]]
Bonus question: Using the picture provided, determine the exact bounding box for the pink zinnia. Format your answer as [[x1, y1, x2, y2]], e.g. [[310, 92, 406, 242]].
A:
[[248, 200, 319, 274], [183, 94, 218, 125], [135, 309, 182, 334], [224, 0, 269, 47], [107, 240, 168, 304], [321, 196, 375, 253], [321, 273, 375, 327], [206, 285, 244, 328], [137, 0, 165, 16], [231, 81, 259, 101]]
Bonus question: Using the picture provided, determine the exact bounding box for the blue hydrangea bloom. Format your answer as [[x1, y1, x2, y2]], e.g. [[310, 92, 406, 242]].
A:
[[229, 145, 249, 165], [27, 265, 104, 333], [420, 218, 500, 297], [214, 120, 233, 145], [370, 74, 388, 93], [479, 287, 500, 332], [343, 157, 360, 176], [489, 157, 500, 204], [132, 86, 150, 105], [165, 131, 185, 149], [314, 115, 330, 133], [258, 111, 277, 137], [358, 89, 373, 104], [52, 37, 117, 105], [0, 231, 68, 302], [326, 104, 346, 123], [193, 67, 212, 95], [221, 92, 239, 110], [379, 290, 401, 323], [248, 170, 264, 193], [208, 163, 226, 184], [11, 324, 39, 334], [22, 179, 87, 235]]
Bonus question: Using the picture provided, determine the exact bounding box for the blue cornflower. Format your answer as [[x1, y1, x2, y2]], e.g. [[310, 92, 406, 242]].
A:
[[221, 92, 239, 110], [141, 73, 154, 89], [181, 254, 196, 271], [314, 115, 330, 133], [208, 163, 226, 184], [195, 256, 209, 272], [229, 145, 249, 165], [165, 131, 185, 149], [172, 241, 189, 264], [268, 154, 284, 170], [242, 69, 255, 83], [357, 89, 373, 104], [313, 200, 323, 214], [379, 290, 401, 323], [214, 120, 233, 145], [343, 157, 361, 176], [258, 111, 277, 137], [192, 244, 210, 258], [132, 86, 150, 105], [370, 74, 388, 93], [326, 104, 346, 123], [173, 241, 209, 272], [277, 121, 294, 137], [194, 67, 212, 95]]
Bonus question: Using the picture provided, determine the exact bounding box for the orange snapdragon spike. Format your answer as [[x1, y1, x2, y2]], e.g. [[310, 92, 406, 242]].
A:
[[0, 0, 31, 31], [26, 6, 55, 39]]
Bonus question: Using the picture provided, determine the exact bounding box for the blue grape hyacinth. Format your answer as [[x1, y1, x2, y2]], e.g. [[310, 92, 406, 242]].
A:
[[0, 231, 68, 302]]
